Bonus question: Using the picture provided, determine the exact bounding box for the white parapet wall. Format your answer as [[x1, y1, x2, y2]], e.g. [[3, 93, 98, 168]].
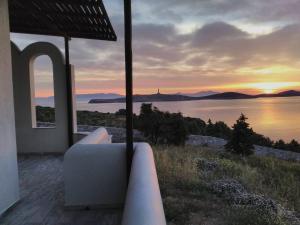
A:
[[122, 143, 166, 225], [64, 128, 126, 207], [64, 128, 166, 224], [76, 128, 112, 145]]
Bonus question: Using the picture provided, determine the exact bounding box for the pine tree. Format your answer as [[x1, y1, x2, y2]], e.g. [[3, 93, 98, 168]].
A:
[[206, 119, 215, 136], [225, 114, 254, 156]]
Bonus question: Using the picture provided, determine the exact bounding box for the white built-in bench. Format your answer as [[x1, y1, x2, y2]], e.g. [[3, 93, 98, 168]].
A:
[[63, 128, 166, 225]]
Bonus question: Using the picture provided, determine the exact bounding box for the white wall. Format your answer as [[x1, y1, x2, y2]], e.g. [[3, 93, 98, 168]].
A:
[[64, 128, 126, 207], [11, 42, 69, 153], [64, 143, 127, 207], [0, 0, 20, 215]]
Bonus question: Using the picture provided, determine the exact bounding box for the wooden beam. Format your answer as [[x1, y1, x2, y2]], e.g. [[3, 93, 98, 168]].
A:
[[11, 30, 116, 41], [124, 0, 134, 178]]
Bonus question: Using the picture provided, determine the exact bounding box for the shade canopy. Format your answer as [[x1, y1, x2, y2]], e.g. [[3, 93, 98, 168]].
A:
[[9, 0, 117, 41]]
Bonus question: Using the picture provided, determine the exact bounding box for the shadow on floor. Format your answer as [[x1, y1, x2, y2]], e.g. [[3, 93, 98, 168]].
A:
[[0, 155, 122, 225]]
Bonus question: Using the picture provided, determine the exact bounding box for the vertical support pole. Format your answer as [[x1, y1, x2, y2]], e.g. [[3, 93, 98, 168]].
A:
[[64, 36, 74, 147], [124, 0, 134, 179]]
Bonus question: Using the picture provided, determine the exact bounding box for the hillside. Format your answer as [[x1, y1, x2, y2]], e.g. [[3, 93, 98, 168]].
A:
[[174, 91, 219, 97], [256, 90, 300, 98], [89, 93, 195, 103], [76, 93, 123, 101], [155, 145, 300, 225], [202, 92, 254, 99]]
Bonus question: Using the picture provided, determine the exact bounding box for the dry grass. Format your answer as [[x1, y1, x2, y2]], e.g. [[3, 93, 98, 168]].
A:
[[153, 145, 300, 225]]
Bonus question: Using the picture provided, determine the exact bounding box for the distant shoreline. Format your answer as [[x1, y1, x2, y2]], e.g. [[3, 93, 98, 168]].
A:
[[89, 90, 300, 104]]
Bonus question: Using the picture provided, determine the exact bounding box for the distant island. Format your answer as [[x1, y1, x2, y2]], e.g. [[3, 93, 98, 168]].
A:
[[89, 90, 300, 104]]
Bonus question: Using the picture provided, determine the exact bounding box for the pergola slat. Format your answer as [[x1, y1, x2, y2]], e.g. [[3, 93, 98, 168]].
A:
[[9, 0, 117, 41]]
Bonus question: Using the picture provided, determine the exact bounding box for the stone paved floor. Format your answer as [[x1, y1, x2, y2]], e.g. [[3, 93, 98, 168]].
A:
[[0, 155, 122, 225]]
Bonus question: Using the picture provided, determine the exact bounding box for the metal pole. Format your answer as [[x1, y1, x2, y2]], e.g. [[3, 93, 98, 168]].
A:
[[64, 36, 74, 147], [124, 0, 134, 178]]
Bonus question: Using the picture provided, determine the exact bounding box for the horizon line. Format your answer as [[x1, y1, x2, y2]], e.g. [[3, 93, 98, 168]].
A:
[[35, 88, 300, 98]]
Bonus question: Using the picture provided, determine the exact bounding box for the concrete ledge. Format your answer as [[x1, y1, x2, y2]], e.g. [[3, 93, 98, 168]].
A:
[[64, 128, 126, 207], [64, 144, 127, 207], [76, 128, 111, 144], [122, 143, 166, 225]]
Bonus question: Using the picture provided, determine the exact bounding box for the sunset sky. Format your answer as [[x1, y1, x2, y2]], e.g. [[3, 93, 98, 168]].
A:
[[11, 0, 300, 97]]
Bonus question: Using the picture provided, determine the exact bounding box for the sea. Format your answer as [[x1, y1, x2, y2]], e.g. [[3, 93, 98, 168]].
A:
[[37, 96, 300, 142]]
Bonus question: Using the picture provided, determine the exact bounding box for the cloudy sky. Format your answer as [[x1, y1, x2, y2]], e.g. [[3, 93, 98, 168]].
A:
[[11, 0, 300, 96]]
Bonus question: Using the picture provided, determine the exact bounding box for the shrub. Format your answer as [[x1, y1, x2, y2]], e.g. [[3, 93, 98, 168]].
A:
[[36, 106, 55, 123], [136, 103, 188, 145], [212, 121, 232, 139], [274, 139, 286, 149], [115, 108, 126, 116], [287, 139, 300, 153], [251, 133, 273, 147], [183, 117, 206, 135], [205, 119, 232, 139], [225, 114, 254, 156]]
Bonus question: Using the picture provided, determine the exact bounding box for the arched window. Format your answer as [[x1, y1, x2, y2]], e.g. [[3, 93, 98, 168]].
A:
[[30, 55, 56, 128]]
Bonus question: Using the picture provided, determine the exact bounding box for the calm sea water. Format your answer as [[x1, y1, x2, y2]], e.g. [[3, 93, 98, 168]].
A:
[[75, 97, 300, 142]]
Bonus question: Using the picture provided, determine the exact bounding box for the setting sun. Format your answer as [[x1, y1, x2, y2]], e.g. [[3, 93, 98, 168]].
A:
[[245, 82, 300, 94], [263, 89, 274, 94]]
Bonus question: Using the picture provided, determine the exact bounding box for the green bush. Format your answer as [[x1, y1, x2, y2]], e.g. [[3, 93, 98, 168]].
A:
[[183, 116, 206, 135], [36, 106, 55, 123], [225, 114, 254, 156], [136, 103, 187, 145]]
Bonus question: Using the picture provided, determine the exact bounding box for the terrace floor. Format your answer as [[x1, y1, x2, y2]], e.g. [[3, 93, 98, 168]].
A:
[[0, 155, 122, 225]]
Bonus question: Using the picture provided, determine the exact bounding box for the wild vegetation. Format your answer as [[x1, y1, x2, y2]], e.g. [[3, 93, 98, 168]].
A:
[[134, 103, 187, 145], [154, 145, 300, 225], [36, 104, 300, 153], [36, 106, 126, 128]]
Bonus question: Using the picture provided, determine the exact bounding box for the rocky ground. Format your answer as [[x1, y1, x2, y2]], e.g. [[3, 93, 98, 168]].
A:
[[198, 158, 300, 225], [187, 135, 300, 162]]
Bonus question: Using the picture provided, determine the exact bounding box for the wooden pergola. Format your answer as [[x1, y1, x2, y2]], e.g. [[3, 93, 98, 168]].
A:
[[8, 0, 134, 170]]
